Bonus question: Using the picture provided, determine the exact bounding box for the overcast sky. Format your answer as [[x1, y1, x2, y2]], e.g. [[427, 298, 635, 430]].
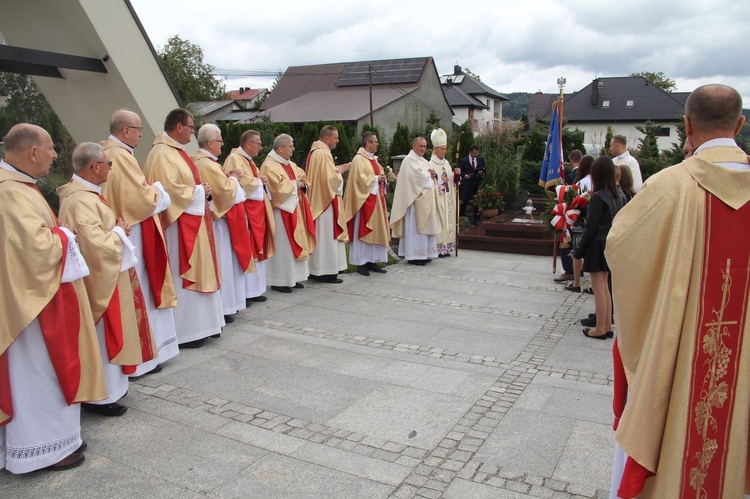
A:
[[130, 0, 750, 106]]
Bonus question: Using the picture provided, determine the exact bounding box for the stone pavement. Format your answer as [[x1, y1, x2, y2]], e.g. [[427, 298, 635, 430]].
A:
[[1, 249, 617, 498]]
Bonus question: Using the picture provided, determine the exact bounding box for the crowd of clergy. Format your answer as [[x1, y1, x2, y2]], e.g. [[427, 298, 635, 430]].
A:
[[0, 108, 461, 474]]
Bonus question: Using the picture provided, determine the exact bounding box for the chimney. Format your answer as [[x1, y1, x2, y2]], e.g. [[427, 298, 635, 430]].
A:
[[454, 65, 462, 75], [590, 78, 599, 107]]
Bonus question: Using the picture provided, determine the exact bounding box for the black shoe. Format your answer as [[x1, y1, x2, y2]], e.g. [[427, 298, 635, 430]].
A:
[[565, 284, 581, 292], [294, 282, 305, 289], [271, 286, 292, 293], [588, 313, 596, 319], [224, 315, 235, 324], [426, 258, 432, 263], [44, 452, 85, 471], [606, 331, 614, 338], [181, 339, 205, 349], [82, 402, 128, 417], [408, 260, 427, 266], [248, 295, 268, 303], [129, 363, 163, 380], [315, 275, 342, 283], [75, 441, 88, 453], [581, 317, 596, 327], [357, 265, 370, 276], [583, 287, 594, 295], [210, 333, 221, 339], [582, 328, 608, 340], [367, 262, 386, 273], [438, 254, 446, 258]]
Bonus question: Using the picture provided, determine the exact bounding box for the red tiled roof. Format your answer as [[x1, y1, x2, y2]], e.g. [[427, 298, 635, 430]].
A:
[[229, 88, 263, 100]]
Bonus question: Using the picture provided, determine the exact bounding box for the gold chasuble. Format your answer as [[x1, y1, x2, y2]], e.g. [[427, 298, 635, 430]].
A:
[[389, 150, 441, 238], [58, 181, 157, 371], [223, 149, 275, 261], [193, 151, 254, 273], [306, 141, 348, 242], [606, 146, 750, 498], [0, 169, 106, 425], [342, 147, 390, 247], [101, 139, 176, 309], [144, 134, 220, 292], [260, 155, 316, 260]]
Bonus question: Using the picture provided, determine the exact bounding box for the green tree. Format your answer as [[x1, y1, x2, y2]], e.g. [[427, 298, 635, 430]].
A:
[[389, 122, 411, 157], [602, 126, 614, 156], [630, 71, 676, 93], [663, 121, 687, 164], [158, 35, 226, 104], [635, 121, 669, 179]]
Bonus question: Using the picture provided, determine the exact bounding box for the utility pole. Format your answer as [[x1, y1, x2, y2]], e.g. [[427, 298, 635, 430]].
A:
[[369, 65, 374, 126]]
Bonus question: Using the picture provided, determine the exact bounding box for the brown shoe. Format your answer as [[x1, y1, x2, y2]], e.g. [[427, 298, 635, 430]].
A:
[[43, 452, 85, 471], [553, 273, 574, 282]]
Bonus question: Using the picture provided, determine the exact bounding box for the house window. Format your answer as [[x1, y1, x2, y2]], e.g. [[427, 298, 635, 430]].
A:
[[602, 100, 610, 108], [655, 127, 671, 137], [626, 100, 634, 107]]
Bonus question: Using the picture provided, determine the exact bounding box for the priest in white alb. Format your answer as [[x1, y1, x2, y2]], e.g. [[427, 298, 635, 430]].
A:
[[342, 131, 390, 276], [428, 128, 458, 257], [306, 125, 349, 283], [260, 134, 315, 293], [222, 130, 275, 305], [101, 109, 177, 377], [58, 142, 157, 418], [144, 109, 224, 349], [389, 136, 441, 265], [0, 124, 106, 473], [193, 124, 253, 325]]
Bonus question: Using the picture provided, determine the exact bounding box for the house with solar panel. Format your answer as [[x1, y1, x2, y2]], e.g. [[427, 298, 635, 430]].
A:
[[440, 65, 509, 133], [259, 57, 453, 139], [528, 76, 687, 153]]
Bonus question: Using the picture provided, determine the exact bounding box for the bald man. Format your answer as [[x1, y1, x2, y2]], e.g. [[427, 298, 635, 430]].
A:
[[102, 110, 178, 376], [0, 124, 106, 473], [607, 84, 750, 498]]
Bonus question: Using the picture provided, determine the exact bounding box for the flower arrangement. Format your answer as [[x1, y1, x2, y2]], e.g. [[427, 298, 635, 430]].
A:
[[474, 183, 504, 211], [541, 184, 590, 247]]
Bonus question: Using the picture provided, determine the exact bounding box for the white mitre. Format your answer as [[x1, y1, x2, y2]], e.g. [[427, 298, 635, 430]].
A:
[[431, 128, 447, 148]]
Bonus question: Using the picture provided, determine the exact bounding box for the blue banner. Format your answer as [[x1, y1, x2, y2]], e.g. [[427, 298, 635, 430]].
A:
[[539, 105, 562, 190]]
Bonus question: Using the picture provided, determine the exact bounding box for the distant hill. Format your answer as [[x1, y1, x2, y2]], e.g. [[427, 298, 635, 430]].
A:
[[502, 92, 532, 120]]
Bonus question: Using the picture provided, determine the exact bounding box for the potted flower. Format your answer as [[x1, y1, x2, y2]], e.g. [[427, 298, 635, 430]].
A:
[[474, 183, 504, 219]]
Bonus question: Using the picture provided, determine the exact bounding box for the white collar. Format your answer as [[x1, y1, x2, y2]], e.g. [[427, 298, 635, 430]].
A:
[[162, 131, 185, 150], [616, 151, 630, 161], [198, 148, 218, 161], [0, 160, 37, 182], [268, 149, 290, 165], [108, 134, 134, 154], [239, 148, 254, 161], [695, 137, 739, 153], [72, 173, 102, 194]]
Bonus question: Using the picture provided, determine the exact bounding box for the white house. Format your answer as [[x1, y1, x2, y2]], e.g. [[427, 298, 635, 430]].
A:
[[441, 65, 508, 133]]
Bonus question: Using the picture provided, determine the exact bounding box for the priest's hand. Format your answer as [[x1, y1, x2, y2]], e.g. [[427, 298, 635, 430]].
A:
[[258, 174, 268, 184], [116, 217, 131, 236], [203, 182, 213, 199], [427, 168, 437, 179], [454, 167, 461, 176], [337, 162, 350, 174], [378, 174, 386, 184], [228, 168, 243, 180]]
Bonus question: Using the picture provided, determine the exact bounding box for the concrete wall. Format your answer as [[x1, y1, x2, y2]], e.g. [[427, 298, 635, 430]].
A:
[[0, 0, 186, 163]]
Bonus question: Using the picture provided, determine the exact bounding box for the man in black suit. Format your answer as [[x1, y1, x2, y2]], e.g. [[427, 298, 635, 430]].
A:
[[565, 149, 582, 185], [459, 144, 486, 223]]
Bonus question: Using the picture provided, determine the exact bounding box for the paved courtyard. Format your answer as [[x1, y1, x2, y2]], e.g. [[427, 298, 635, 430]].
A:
[[1, 249, 617, 498]]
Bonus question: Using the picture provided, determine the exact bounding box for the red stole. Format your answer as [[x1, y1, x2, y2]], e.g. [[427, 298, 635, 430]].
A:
[[615, 194, 750, 498], [176, 149, 220, 289], [347, 158, 386, 240], [279, 163, 315, 259], [224, 202, 254, 272], [140, 216, 169, 306], [241, 157, 269, 261]]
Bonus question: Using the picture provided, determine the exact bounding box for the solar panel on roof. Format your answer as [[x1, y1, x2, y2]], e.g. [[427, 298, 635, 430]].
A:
[[337, 57, 428, 87]]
